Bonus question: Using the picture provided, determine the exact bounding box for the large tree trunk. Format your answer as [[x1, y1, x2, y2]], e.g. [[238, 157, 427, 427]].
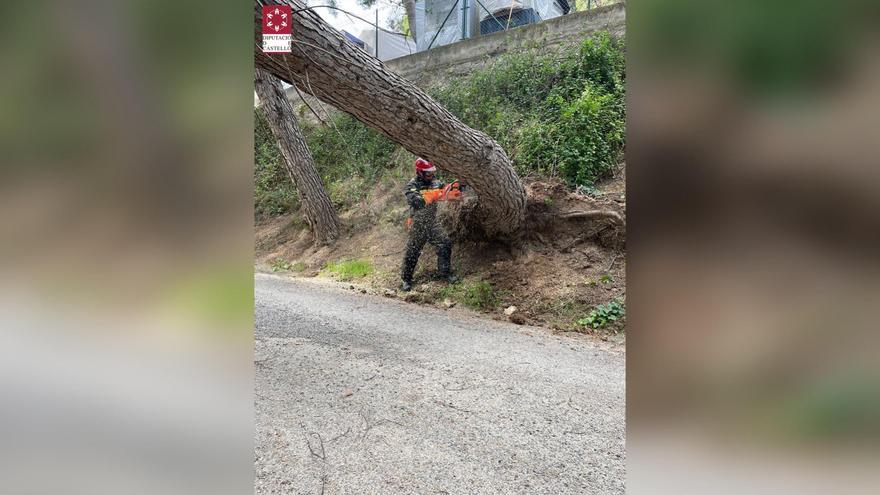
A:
[[403, 0, 417, 40], [254, 0, 526, 236], [254, 67, 340, 244]]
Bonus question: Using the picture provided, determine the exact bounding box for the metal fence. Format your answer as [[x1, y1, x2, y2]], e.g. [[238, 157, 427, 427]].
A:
[[419, 0, 616, 51], [340, 0, 617, 59]]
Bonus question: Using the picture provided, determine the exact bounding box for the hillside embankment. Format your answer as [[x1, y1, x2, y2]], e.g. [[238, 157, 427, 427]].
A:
[[255, 31, 626, 338], [256, 170, 625, 338]]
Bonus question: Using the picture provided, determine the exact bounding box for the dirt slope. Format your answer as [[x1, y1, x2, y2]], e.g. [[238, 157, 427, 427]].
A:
[[255, 168, 625, 337]]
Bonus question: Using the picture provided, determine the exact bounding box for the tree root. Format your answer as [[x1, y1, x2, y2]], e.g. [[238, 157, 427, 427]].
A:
[[559, 209, 624, 224]]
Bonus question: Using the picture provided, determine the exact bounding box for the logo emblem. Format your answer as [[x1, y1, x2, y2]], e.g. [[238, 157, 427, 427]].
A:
[[262, 6, 292, 53]]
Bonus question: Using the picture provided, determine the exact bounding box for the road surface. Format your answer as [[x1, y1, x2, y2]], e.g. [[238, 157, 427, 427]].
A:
[[254, 273, 625, 494]]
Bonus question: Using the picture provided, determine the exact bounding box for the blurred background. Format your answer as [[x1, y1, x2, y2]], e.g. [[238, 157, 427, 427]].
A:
[[627, 0, 879, 493], [3, 0, 879, 493], [0, 1, 253, 493]]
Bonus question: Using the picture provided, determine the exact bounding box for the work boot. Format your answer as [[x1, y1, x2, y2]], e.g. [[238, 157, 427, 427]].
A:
[[441, 273, 458, 284], [401, 280, 413, 292]]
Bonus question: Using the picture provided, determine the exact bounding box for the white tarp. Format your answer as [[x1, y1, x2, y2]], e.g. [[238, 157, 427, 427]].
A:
[[414, 0, 464, 51], [358, 28, 417, 61], [414, 0, 567, 51], [475, 0, 558, 22]]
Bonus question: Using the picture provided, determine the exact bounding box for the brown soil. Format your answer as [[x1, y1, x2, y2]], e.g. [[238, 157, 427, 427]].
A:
[[255, 168, 626, 338]]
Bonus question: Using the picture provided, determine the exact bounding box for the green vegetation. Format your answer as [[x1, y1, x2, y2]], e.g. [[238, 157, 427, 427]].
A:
[[323, 259, 374, 281], [638, 0, 856, 98], [432, 33, 625, 187], [303, 114, 404, 209], [765, 373, 880, 442], [578, 299, 625, 330], [438, 280, 499, 310], [165, 267, 254, 332], [253, 32, 626, 216], [533, 297, 593, 330], [255, 110, 298, 217], [270, 258, 305, 272]]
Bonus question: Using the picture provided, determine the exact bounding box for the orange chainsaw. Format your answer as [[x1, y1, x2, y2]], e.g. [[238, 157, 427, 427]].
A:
[[406, 181, 466, 228], [421, 181, 465, 205]]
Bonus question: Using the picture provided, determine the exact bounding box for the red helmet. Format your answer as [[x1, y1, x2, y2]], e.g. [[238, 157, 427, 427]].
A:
[[415, 158, 435, 173], [416, 158, 437, 182]]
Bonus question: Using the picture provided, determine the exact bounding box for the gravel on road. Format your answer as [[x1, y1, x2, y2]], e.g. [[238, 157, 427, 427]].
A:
[[254, 273, 625, 494]]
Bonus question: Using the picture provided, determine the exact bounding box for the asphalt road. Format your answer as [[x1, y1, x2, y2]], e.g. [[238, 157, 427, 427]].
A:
[[254, 273, 625, 494]]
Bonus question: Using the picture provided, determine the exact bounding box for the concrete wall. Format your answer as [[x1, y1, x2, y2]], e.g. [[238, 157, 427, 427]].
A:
[[386, 2, 625, 87]]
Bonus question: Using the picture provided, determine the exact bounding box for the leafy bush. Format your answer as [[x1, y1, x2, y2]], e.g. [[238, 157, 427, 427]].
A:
[[255, 109, 298, 216], [518, 85, 624, 186], [431, 32, 626, 187], [304, 114, 399, 185], [324, 259, 374, 280], [578, 299, 625, 330], [254, 107, 404, 214]]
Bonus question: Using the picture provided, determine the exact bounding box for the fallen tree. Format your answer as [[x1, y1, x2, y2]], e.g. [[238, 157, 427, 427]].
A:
[[254, 0, 526, 236]]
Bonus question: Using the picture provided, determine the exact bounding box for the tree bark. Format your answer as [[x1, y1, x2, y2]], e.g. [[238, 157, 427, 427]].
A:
[[254, 67, 340, 244], [254, 0, 526, 236], [403, 0, 417, 40]]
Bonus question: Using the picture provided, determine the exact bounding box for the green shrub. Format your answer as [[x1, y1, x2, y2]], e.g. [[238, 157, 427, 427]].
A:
[[430, 32, 626, 187], [254, 109, 298, 216], [255, 187, 298, 217], [518, 85, 624, 186], [438, 280, 499, 310], [255, 107, 404, 215], [324, 259, 374, 281], [461, 281, 498, 309], [304, 114, 398, 184], [326, 173, 370, 210], [578, 299, 625, 330]]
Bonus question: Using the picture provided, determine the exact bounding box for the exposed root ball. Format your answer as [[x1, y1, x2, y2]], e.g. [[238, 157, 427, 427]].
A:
[[437, 196, 482, 241], [520, 179, 626, 248], [438, 178, 625, 249]]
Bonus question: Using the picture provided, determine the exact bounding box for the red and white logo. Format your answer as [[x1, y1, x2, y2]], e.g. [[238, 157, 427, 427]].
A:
[[262, 6, 292, 53]]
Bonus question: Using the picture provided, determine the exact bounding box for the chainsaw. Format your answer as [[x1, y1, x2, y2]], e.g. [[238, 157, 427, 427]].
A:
[[421, 180, 465, 205], [406, 181, 466, 228]]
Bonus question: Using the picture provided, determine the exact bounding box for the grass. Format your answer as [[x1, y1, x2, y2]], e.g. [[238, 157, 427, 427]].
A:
[[437, 280, 499, 310], [270, 258, 305, 272], [324, 259, 374, 281], [535, 297, 593, 330]]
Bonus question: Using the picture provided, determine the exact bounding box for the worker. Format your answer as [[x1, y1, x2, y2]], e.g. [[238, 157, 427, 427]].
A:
[[400, 158, 462, 292]]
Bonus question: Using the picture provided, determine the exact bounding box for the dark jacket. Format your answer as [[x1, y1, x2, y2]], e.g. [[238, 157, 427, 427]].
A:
[[403, 177, 445, 225]]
